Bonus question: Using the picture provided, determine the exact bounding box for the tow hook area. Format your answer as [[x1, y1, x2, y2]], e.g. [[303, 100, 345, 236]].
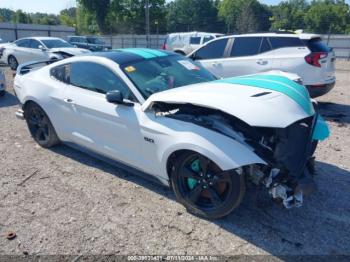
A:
[[270, 184, 303, 209], [15, 109, 25, 120], [265, 167, 316, 209], [249, 165, 317, 209]]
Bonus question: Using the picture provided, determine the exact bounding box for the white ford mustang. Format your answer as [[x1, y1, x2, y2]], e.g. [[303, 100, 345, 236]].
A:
[[14, 48, 330, 219]]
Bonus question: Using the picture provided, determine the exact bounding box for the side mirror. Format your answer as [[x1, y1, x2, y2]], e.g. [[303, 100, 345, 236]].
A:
[[106, 90, 123, 104], [38, 45, 47, 51]]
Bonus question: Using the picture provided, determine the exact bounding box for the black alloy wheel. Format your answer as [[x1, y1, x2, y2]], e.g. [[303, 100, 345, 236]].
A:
[[8, 56, 18, 70], [25, 102, 60, 148], [171, 152, 245, 219]]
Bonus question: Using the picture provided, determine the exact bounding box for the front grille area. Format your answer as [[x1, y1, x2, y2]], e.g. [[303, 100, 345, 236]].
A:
[[273, 115, 316, 183]]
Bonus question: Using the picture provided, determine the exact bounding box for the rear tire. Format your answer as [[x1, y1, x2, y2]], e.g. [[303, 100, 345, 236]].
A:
[[171, 151, 245, 219], [24, 102, 60, 148], [8, 55, 18, 71]]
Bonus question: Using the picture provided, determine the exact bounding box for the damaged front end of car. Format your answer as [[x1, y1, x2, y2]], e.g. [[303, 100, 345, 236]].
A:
[[143, 74, 330, 209], [150, 102, 329, 209]]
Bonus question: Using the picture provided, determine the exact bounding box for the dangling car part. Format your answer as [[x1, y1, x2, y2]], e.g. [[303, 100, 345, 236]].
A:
[[13, 49, 329, 219]]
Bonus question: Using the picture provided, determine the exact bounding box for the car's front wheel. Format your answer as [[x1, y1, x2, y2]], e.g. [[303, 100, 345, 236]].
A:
[[171, 151, 245, 219], [25, 102, 60, 148], [8, 55, 18, 70]]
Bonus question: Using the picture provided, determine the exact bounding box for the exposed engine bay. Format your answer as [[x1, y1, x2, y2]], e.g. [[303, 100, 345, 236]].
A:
[[152, 102, 318, 208]]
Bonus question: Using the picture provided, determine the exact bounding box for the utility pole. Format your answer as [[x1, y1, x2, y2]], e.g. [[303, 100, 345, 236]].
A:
[[145, 0, 150, 48]]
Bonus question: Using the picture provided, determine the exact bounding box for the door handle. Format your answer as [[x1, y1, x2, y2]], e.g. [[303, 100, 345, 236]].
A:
[[257, 60, 268, 65], [63, 98, 74, 104], [212, 62, 221, 67]]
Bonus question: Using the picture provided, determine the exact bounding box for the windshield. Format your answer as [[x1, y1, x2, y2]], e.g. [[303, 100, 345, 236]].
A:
[[122, 55, 216, 99], [41, 39, 73, 49], [87, 37, 105, 45]]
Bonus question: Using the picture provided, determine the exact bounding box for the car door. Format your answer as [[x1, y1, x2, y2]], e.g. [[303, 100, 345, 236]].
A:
[[28, 39, 50, 61], [218, 37, 275, 77], [191, 38, 230, 78], [12, 39, 32, 64], [60, 61, 145, 168]]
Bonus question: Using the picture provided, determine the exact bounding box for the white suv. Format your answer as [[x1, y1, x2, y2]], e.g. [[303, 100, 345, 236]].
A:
[[188, 33, 336, 97], [162, 32, 224, 55]]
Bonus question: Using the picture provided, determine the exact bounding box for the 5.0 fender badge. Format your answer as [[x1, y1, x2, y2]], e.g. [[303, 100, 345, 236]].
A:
[[144, 137, 155, 144]]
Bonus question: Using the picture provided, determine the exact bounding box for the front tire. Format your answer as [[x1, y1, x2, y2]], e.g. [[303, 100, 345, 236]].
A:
[[8, 55, 18, 71], [24, 102, 60, 148], [171, 152, 245, 219]]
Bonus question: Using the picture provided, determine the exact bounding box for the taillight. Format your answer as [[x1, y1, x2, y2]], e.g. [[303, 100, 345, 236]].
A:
[[161, 43, 167, 50], [305, 52, 327, 67]]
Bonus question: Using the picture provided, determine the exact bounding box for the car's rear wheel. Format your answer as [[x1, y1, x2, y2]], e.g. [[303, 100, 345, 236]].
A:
[[25, 102, 60, 148], [171, 152, 245, 219], [8, 55, 18, 70]]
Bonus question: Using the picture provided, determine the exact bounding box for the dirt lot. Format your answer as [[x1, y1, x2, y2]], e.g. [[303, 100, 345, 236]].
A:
[[0, 63, 349, 258]]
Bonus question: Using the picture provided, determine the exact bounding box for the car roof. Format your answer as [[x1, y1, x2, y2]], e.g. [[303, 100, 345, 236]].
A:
[[84, 48, 177, 65], [168, 32, 224, 37], [68, 35, 87, 38], [16, 37, 64, 41], [201, 32, 321, 46]]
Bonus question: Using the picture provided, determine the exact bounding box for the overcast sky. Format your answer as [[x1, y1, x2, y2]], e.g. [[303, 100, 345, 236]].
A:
[[1, 0, 349, 14]]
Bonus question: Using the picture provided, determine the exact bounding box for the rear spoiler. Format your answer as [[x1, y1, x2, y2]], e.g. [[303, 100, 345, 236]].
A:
[[16, 59, 60, 76]]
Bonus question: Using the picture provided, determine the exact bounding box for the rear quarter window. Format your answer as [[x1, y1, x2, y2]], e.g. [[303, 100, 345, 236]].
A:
[[269, 37, 304, 49], [50, 64, 70, 84], [190, 37, 201, 45]]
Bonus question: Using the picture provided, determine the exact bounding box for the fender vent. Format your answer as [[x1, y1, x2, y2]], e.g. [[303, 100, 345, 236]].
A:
[[251, 92, 272, 97]]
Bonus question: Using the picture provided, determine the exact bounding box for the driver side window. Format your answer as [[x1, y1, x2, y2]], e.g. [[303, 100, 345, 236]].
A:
[[69, 62, 136, 101]]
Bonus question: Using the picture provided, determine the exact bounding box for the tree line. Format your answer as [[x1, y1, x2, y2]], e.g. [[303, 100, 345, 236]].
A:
[[0, 0, 349, 35]]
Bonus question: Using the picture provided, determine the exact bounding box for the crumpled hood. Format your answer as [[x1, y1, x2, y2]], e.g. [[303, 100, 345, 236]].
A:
[[49, 47, 91, 55], [142, 75, 315, 128]]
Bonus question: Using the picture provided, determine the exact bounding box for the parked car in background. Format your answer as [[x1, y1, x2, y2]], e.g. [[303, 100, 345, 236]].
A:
[[188, 33, 336, 97], [67, 36, 112, 52], [14, 48, 329, 219], [162, 32, 224, 55], [0, 69, 5, 96], [0, 37, 91, 70]]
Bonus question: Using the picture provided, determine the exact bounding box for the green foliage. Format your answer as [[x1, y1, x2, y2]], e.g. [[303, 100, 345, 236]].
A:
[[270, 0, 350, 33], [270, 0, 310, 31], [0, 0, 350, 35], [305, 0, 350, 33], [166, 0, 222, 32], [0, 8, 14, 23], [12, 10, 32, 24], [76, 4, 99, 34], [78, 0, 111, 33], [218, 0, 271, 33], [60, 8, 77, 27]]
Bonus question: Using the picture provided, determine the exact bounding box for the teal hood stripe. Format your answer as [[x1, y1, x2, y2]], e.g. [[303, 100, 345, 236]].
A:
[[217, 75, 314, 115], [312, 115, 330, 141], [118, 48, 156, 59], [118, 48, 167, 59], [136, 48, 168, 57]]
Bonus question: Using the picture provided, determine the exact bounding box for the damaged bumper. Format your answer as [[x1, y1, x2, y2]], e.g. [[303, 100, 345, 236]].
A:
[[248, 113, 330, 209]]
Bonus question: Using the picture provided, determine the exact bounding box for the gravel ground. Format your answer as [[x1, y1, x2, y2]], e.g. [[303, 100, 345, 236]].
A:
[[0, 63, 349, 258]]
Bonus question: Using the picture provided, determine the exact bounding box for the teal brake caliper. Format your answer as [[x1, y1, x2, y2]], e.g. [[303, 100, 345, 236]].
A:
[[188, 159, 200, 189]]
